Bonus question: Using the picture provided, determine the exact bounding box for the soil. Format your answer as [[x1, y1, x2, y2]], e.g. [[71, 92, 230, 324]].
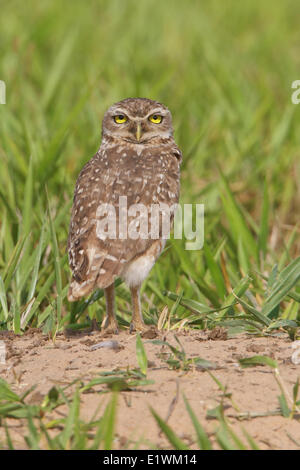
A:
[[0, 328, 300, 450]]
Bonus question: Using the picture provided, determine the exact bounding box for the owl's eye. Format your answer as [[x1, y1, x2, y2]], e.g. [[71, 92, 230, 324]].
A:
[[149, 114, 163, 124], [114, 114, 128, 124]]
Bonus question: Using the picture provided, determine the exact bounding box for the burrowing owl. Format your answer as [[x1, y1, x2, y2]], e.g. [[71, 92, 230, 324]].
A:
[[68, 98, 182, 333]]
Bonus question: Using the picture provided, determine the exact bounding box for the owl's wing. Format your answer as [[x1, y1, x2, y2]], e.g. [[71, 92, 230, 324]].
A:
[[68, 145, 181, 300]]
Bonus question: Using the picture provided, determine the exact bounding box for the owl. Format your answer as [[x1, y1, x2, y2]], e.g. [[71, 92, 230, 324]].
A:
[[68, 98, 182, 333]]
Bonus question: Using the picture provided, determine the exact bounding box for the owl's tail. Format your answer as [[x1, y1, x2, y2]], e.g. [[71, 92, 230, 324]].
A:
[[67, 278, 95, 302], [68, 251, 119, 301]]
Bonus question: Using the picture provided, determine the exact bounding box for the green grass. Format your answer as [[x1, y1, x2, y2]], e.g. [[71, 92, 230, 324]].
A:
[[0, 0, 300, 449]]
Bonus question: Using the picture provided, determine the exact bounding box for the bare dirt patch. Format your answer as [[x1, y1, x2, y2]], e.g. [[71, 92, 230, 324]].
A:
[[0, 329, 300, 449]]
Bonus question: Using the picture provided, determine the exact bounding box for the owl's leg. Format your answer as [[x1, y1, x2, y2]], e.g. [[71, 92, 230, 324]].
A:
[[130, 285, 147, 333], [102, 283, 119, 334]]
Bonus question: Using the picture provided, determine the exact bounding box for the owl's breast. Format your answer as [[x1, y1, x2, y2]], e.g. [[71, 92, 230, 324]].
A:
[[104, 143, 181, 207]]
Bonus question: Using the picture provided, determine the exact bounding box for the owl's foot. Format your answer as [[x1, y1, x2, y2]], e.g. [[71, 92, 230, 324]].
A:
[[130, 321, 147, 333], [101, 316, 119, 335]]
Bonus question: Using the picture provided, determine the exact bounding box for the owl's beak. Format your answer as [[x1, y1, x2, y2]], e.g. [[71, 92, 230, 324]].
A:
[[136, 123, 142, 142]]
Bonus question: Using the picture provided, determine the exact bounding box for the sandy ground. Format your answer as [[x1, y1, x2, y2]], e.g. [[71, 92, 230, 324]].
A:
[[0, 328, 300, 450]]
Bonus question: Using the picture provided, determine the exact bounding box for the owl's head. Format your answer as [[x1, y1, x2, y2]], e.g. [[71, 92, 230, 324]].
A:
[[101, 98, 173, 144]]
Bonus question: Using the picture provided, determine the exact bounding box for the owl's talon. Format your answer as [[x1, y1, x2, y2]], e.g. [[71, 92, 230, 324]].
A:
[[102, 325, 119, 335], [101, 316, 119, 335]]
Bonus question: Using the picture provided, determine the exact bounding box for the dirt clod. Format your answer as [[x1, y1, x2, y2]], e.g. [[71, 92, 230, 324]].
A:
[[141, 327, 158, 339], [207, 327, 228, 341], [246, 343, 265, 353]]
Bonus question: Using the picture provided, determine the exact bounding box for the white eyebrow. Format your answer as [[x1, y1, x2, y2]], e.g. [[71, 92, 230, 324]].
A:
[[147, 109, 168, 117], [111, 109, 128, 115], [109, 108, 168, 120]]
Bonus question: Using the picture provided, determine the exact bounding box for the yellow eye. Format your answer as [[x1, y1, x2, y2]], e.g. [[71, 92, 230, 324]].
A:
[[114, 114, 128, 124], [149, 114, 163, 124]]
